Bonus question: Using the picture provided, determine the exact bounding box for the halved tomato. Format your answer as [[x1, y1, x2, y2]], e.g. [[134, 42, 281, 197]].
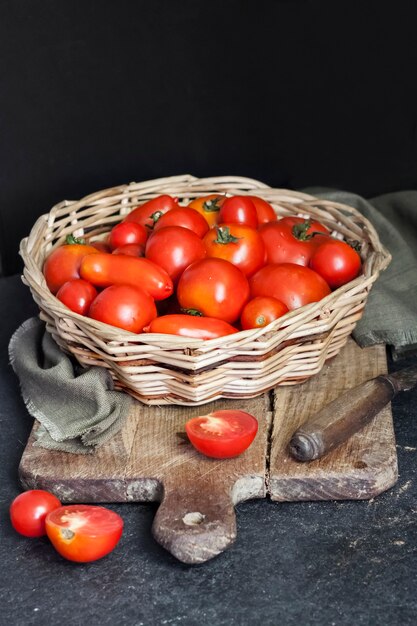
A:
[[185, 410, 258, 459], [45, 505, 123, 563]]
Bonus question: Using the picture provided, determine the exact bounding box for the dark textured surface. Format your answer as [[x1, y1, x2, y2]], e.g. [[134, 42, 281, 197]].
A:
[[1, 276, 416, 626]]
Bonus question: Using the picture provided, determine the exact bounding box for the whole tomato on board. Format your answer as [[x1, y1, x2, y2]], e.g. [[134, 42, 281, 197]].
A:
[[188, 194, 225, 228], [145, 226, 206, 283], [250, 263, 331, 310], [43, 236, 100, 294], [217, 196, 258, 229], [240, 296, 289, 330], [177, 258, 250, 323], [80, 253, 173, 300], [45, 505, 123, 563], [203, 224, 266, 277], [185, 410, 258, 459], [10, 490, 61, 538], [56, 279, 98, 315], [246, 196, 277, 224], [310, 239, 362, 288], [144, 314, 238, 340], [124, 195, 178, 229], [153, 207, 209, 238], [108, 221, 148, 250], [260, 217, 329, 266], [88, 284, 157, 333]]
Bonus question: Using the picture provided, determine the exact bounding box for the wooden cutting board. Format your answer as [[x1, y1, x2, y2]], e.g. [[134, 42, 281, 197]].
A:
[[19, 339, 398, 564]]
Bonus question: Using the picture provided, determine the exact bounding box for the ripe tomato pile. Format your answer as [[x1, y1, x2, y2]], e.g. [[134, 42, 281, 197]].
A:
[[43, 194, 362, 338]]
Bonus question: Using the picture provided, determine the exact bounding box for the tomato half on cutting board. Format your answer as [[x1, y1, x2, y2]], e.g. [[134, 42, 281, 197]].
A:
[[45, 505, 123, 562], [185, 410, 258, 459]]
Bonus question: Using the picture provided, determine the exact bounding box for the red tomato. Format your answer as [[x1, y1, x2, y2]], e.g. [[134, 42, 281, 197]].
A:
[[80, 253, 173, 300], [88, 285, 157, 333], [250, 263, 331, 310], [246, 195, 277, 224], [218, 196, 258, 228], [45, 505, 123, 563], [10, 490, 61, 538], [112, 243, 145, 257], [108, 222, 147, 250], [145, 226, 206, 283], [153, 207, 209, 238], [124, 195, 178, 229], [144, 314, 238, 339], [188, 194, 225, 228], [177, 258, 250, 323], [310, 239, 362, 288], [43, 237, 100, 294], [56, 279, 98, 316], [203, 224, 266, 277], [90, 240, 111, 253], [185, 410, 258, 459], [240, 296, 289, 330], [260, 217, 329, 266]]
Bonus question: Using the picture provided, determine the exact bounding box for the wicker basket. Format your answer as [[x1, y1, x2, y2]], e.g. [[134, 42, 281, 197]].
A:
[[20, 174, 391, 405]]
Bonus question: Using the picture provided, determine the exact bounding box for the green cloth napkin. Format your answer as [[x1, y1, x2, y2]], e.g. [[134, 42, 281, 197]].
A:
[[9, 317, 132, 454]]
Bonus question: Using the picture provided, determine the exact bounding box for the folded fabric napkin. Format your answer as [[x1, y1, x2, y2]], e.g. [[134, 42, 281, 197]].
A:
[[8, 189, 417, 454], [9, 317, 132, 454]]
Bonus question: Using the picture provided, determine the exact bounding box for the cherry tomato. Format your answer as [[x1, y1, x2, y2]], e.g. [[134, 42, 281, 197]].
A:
[[144, 314, 238, 340], [112, 243, 145, 257], [188, 194, 225, 228], [203, 224, 266, 277], [45, 505, 123, 563], [177, 258, 250, 323], [260, 217, 329, 266], [240, 296, 289, 330], [218, 196, 258, 229], [145, 226, 206, 283], [88, 285, 157, 333], [80, 253, 173, 300], [250, 263, 331, 310], [43, 236, 100, 294], [246, 195, 277, 224], [153, 207, 209, 238], [108, 222, 147, 250], [56, 279, 98, 315], [90, 240, 111, 253], [185, 410, 258, 459], [10, 490, 61, 537], [124, 195, 178, 229], [310, 239, 362, 288]]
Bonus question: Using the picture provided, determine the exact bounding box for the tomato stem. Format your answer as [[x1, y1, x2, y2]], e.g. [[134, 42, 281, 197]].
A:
[[66, 234, 86, 245], [181, 308, 203, 316], [214, 226, 241, 245], [202, 198, 222, 212]]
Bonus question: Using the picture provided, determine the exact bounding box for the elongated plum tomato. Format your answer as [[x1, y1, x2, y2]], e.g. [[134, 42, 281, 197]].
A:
[[177, 258, 250, 323], [188, 194, 225, 228], [10, 490, 61, 537], [88, 285, 157, 333], [185, 410, 258, 459], [145, 226, 206, 283], [250, 263, 331, 310], [153, 207, 209, 238], [144, 314, 238, 340], [240, 296, 289, 330], [309, 239, 362, 288], [108, 221, 148, 250], [203, 224, 265, 277], [80, 253, 173, 300], [260, 217, 329, 266], [43, 236, 100, 294], [218, 196, 258, 229], [45, 505, 123, 563], [56, 279, 98, 315], [123, 195, 178, 229], [246, 196, 277, 224]]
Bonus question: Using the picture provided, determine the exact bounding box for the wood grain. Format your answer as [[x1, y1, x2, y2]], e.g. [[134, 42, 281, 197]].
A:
[[269, 339, 398, 501]]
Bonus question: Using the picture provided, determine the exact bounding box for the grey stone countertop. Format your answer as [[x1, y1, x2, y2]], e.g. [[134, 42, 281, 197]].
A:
[[1, 275, 416, 626]]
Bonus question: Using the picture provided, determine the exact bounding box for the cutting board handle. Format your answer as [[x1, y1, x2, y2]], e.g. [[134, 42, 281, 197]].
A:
[[152, 480, 237, 564]]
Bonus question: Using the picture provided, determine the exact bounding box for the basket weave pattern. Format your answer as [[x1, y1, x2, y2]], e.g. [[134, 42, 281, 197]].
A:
[[20, 175, 391, 405]]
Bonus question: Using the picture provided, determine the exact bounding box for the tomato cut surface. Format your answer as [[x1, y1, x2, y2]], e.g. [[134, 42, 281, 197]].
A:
[[185, 410, 258, 459], [45, 505, 123, 563]]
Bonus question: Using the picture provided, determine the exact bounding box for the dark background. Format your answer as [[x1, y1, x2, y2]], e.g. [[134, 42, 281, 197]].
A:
[[1, 0, 416, 276]]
